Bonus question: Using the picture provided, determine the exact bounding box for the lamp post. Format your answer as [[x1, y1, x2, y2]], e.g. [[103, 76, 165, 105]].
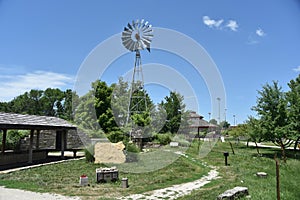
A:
[[208, 112, 211, 121], [224, 108, 227, 123], [233, 115, 236, 126], [217, 97, 221, 124]]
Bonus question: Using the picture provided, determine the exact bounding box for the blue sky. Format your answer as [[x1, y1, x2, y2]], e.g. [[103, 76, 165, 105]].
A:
[[0, 0, 300, 125]]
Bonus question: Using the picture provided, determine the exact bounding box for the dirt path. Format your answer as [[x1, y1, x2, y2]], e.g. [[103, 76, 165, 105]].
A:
[[245, 142, 296, 150], [118, 166, 220, 200], [0, 186, 80, 200]]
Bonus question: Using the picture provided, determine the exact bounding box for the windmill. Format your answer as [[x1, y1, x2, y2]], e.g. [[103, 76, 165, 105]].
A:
[[121, 19, 153, 125]]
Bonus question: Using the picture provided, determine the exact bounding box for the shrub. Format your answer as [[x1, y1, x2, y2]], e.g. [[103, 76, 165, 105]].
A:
[[173, 135, 190, 147], [126, 142, 140, 153], [84, 144, 95, 162], [107, 130, 125, 143], [125, 142, 139, 163], [0, 130, 29, 151], [153, 133, 172, 145]]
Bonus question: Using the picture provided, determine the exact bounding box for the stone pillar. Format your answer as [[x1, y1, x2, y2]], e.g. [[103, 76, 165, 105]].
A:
[[1, 129, 7, 155], [28, 129, 34, 163]]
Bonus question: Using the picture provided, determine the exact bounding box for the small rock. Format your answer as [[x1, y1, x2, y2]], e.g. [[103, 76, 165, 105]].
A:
[[170, 142, 179, 147], [256, 172, 268, 178]]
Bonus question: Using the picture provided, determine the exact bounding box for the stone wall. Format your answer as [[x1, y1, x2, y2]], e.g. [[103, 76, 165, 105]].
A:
[[20, 129, 90, 151]]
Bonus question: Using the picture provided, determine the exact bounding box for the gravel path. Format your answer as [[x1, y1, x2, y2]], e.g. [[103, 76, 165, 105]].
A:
[[118, 166, 220, 200], [0, 186, 80, 200]]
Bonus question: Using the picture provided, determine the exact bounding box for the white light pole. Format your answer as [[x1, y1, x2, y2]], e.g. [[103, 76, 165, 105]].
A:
[[217, 97, 221, 124], [233, 114, 236, 126]]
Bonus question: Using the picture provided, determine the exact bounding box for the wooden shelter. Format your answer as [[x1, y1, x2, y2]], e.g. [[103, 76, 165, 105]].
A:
[[0, 112, 77, 164], [188, 111, 218, 137]]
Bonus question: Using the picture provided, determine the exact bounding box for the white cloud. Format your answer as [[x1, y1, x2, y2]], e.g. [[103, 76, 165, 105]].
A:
[[226, 20, 238, 31], [203, 16, 224, 29], [246, 34, 259, 45], [256, 28, 266, 37], [203, 16, 238, 32], [293, 66, 300, 72], [0, 70, 74, 102]]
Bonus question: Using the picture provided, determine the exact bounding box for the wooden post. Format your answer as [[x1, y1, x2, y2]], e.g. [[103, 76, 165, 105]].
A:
[[61, 130, 65, 159], [28, 129, 34, 163], [229, 141, 235, 155], [36, 130, 40, 149], [223, 152, 229, 166], [1, 129, 7, 155], [275, 155, 280, 200]]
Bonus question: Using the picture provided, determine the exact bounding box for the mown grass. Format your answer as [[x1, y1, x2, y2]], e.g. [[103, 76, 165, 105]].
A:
[[178, 140, 300, 200], [0, 146, 208, 200], [0, 140, 299, 200]]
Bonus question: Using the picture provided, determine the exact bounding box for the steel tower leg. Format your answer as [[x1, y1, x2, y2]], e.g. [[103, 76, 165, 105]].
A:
[[126, 50, 148, 125]]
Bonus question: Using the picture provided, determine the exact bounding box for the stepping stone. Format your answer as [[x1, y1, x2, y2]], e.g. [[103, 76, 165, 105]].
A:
[[217, 186, 249, 200], [256, 172, 268, 178]]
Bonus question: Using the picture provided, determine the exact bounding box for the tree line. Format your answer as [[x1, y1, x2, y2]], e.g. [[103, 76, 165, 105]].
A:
[[0, 78, 187, 144], [73, 78, 188, 142], [0, 88, 75, 120]]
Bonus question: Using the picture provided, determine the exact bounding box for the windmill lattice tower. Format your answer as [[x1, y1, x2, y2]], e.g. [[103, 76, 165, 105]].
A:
[[121, 19, 153, 124]]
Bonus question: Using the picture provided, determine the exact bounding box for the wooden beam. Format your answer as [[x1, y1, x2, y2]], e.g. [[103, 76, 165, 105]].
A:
[[1, 129, 7, 155], [36, 130, 40, 149], [28, 129, 34, 163], [61, 130, 65, 159]]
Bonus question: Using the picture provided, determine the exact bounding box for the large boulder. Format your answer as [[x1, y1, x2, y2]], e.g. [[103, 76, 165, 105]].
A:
[[217, 186, 249, 200], [94, 141, 126, 164]]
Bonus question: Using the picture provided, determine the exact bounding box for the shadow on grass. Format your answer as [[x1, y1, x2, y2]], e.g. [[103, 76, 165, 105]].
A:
[[0, 156, 82, 171], [247, 146, 300, 160]]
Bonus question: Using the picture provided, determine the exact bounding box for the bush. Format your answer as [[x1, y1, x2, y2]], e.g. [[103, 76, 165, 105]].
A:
[[84, 144, 95, 162], [126, 142, 140, 153], [77, 126, 105, 138], [173, 135, 190, 147], [0, 130, 29, 151], [153, 133, 172, 145], [107, 130, 125, 143]]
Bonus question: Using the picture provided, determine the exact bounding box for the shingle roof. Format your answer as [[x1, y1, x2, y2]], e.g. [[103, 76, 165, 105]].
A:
[[0, 112, 76, 130], [188, 111, 217, 128], [189, 111, 201, 118]]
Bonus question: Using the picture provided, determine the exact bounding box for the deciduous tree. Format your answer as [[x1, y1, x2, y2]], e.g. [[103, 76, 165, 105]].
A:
[[252, 81, 291, 161]]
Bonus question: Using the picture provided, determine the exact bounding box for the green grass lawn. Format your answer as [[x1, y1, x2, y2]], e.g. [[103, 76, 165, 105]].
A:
[[0, 146, 208, 200], [0, 140, 299, 200], [178, 141, 300, 200]]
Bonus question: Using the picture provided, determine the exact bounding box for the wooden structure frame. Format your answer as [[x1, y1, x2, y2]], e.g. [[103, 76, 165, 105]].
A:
[[0, 112, 76, 164], [188, 111, 218, 137]]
